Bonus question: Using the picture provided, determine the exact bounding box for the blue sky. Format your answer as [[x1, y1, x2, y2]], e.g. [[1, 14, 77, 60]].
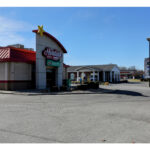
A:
[[0, 7, 149, 70]]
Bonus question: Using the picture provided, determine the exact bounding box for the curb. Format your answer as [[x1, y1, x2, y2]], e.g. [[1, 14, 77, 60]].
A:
[[0, 90, 105, 96]]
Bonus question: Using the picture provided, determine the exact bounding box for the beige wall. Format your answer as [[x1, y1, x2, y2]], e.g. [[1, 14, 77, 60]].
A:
[[0, 62, 33, 90], [0, 62, 32, 81], [12, 62, 32, 81], [0, 63, 6, 80]]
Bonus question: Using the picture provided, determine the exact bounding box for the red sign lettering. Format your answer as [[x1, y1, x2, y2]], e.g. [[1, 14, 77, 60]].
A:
[[42, 47, 62, 61]]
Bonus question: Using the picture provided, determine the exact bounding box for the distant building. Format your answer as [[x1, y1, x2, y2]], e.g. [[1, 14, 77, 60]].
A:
[[144, 58, 150, 79], [120, 69, 144, 79], [7, 44, 25, 49], [7, 44, 34, 51], [63, 64, 70, 80], [67, 64, 120, 83], [120, 69, 136, 79]]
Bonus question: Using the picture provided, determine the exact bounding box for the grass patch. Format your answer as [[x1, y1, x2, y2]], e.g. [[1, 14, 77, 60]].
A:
[[128, 79, 141, 82]]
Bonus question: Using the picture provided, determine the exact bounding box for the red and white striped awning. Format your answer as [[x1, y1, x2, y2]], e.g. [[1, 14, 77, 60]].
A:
[[0, 48, 10, 59], [0, 47, 36, 64]]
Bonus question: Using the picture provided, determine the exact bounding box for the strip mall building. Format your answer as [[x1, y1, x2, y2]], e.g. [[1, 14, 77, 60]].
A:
[[0, 29, 68, 90], [67, 64, 120, 83]]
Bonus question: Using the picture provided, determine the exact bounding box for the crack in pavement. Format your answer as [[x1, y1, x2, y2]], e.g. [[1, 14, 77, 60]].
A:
[[0, 128, 65, 143]]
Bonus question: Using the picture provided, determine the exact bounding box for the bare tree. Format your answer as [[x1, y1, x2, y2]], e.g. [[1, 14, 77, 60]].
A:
[[119, 66, 128, 70], [128, 66, 136, 70]]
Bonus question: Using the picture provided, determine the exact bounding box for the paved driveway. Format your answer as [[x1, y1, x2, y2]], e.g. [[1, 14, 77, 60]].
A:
[[0, 82, 150, 143]]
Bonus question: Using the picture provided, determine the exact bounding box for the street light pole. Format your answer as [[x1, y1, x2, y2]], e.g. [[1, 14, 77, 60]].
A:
[[146, 38, 150, 87]]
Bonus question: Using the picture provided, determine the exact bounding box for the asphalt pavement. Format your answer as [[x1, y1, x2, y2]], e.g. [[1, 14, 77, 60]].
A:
[[0, 82, 150, 143]]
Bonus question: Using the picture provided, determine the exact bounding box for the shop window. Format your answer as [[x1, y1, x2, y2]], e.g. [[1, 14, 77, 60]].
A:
[[70, 73, 75, 80]]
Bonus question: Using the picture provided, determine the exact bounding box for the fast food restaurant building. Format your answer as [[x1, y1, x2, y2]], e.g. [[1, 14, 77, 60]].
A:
[[0, 29, 67, 90], [0, 28, 121, 91]]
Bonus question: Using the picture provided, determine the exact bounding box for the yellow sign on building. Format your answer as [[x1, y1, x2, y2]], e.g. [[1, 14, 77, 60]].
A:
[[38, 25, 45, 36]]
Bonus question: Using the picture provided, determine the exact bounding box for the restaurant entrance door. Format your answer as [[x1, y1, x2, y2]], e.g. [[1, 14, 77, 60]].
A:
[[46, 67, 56, 88]]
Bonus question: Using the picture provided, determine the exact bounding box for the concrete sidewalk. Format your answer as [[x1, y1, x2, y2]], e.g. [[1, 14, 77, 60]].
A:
[[0, 84, 147, 97]]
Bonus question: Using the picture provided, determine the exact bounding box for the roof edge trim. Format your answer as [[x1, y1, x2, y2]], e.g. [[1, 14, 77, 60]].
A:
[[32, 30, 67, 53]]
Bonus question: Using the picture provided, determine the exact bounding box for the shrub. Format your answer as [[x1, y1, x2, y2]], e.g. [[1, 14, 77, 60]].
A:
[[87, 82, 99, 89], [71, 81, 80, 84], [120, 80, 128, 83], [63, 79, 68, 86], [141, 78, 149, 82], [51, 86, 59, 92], [77, 84, 89, 90], [104, 82, 109, 85], [60, 86, 68, 91]]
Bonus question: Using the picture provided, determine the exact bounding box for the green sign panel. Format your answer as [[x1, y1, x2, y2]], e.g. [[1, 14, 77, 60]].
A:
[[46, 59, 60, 67]]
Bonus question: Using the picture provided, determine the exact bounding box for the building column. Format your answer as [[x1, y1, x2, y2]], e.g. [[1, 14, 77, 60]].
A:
[[110, 71, 112, 82], [93, 71, 95, 82], [56, 63, 63, 88], [5, 63, 9, 90], [115, 73, 118, 82], [81, 72, 85, 83], [87, 73, 90, 82], [97, 72, 99, 81], [117, 73, 120, 82], [81, 72, 84, 79], [5, 63, 9, 81], [77, 71, 79, 81], [103, 71, 105, 82], [114, 72, 115, 83], [118, 73, 120, 82], [36, 34, 47, 89]]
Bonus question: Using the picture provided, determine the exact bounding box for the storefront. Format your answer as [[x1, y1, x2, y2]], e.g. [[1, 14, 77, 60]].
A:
[[0, 27, 67, 90]]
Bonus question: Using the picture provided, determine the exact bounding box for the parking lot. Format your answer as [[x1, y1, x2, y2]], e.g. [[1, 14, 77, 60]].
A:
[[0, 82, 150, 143]]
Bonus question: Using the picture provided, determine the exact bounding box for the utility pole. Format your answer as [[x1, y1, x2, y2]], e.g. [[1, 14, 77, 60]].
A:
[[146, 38, 150, 87]]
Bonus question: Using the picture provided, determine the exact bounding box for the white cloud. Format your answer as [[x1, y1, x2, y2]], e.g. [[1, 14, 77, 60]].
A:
[[0, 32, 24, 46], [0, 16, 33, 32], [0, 16, 34, 47]]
